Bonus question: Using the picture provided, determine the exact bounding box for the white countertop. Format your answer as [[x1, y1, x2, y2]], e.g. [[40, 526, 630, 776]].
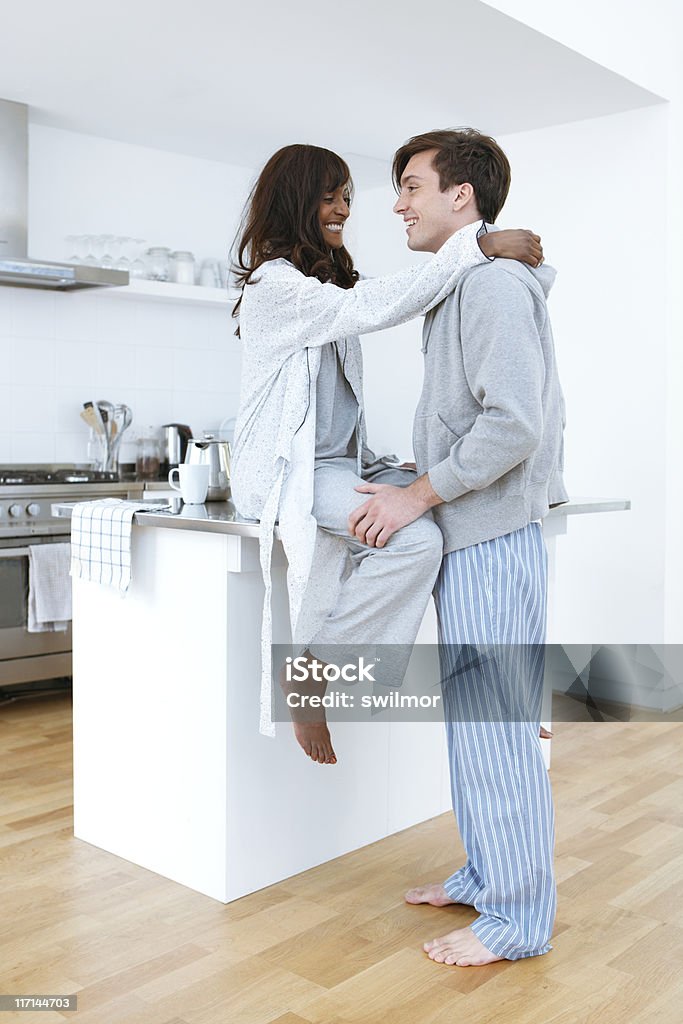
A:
[[132, 496, 631, 538]]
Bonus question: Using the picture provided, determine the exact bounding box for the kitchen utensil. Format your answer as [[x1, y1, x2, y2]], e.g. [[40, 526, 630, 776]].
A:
[[168, 463, 210, 504], [107, 404, 132, 472], [161, 423, 192, 471], [81, 405, 102, 434], [184, 434, 231, 501]]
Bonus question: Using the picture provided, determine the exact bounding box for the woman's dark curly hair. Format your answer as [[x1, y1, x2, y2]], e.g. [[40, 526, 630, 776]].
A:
[[231, 144, 359, 333]]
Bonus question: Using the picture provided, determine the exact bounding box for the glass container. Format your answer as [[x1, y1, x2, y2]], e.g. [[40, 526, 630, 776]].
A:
[[145, 247, 171, 282], [170, 250, 196, 285], [135, 427, 161, 480]]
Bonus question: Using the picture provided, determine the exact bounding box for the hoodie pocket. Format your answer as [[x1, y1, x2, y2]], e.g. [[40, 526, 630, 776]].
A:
[[413, 412, 461, 476]]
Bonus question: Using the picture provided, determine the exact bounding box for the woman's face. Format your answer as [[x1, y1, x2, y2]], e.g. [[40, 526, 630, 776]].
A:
[[318, 183, 351, 249]]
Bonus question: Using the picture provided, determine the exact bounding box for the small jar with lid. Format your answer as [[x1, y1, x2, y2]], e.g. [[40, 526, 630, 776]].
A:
[[170, 250, 196, 285], [145, 246, 171, 281]]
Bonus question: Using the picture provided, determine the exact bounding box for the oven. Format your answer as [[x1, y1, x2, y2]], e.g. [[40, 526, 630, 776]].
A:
[[0, 466, 144, 691], [0, 533, 73, 685]]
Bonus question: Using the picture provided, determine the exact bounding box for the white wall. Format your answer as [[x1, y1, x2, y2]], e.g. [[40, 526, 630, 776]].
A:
[[484, 0, 683, 646], [27, 124, 253, 263], [0, 125, 251, 464], [352, 104, 668, 643]]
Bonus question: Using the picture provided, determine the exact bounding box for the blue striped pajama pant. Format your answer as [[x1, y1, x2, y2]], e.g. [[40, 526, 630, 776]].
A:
[[433, 522, 557, 960]]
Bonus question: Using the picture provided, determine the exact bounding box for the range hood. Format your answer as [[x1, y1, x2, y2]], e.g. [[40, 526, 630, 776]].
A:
[[0, 99, 128, 290]]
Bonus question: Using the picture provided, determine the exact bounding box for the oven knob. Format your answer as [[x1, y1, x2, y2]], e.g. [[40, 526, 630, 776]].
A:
[[27, 503, 42, 517], [8, 503, 23, 518]]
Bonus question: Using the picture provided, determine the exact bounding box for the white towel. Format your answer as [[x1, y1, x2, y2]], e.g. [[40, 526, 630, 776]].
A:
[[70, 499, 168, 593], [27, 542, 72, 632]]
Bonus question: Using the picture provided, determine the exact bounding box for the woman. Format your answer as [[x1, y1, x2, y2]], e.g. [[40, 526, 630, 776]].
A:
[[231, 144, 542, 762]]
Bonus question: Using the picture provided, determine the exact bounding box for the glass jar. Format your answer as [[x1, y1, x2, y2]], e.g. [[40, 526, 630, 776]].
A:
[[199, 258, 221, 288], [170, 250, 196, 285], [145, 246, 171, 282], [136, 427, 161, 480]]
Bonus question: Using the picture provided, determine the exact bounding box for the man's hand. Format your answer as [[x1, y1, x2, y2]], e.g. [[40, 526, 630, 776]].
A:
[[349, 475, 442, 548], [479, 229, 543, 268]]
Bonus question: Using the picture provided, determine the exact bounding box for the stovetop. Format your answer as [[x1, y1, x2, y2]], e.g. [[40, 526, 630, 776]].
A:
[[0, 466, 119, 486], [0, 465, 146, 539]]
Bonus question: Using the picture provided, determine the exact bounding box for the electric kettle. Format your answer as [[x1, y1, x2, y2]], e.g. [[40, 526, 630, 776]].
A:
[[161, 423, 193, 471], [184, 433, 231, 501]]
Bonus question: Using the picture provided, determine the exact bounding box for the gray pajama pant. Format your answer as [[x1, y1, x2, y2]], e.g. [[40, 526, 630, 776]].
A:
[[307, 457, 443, 680]]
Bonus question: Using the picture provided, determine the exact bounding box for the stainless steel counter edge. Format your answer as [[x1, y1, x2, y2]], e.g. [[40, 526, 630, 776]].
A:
[[135, 504, 263, 538], [132, 497, 631, 538]]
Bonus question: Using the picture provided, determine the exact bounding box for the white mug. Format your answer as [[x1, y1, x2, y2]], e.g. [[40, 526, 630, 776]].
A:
[[168, 463, 210, 504]]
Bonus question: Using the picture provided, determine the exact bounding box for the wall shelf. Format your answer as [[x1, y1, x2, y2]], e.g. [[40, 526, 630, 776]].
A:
[[105, 278, 231, 307]]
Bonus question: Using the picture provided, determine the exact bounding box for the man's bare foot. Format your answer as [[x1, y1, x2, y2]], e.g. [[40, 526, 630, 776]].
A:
[[424, 925, 504, 967], [292, 721, 337, 765], [405, 882, 456, 907], [539, 726, 553, 739]]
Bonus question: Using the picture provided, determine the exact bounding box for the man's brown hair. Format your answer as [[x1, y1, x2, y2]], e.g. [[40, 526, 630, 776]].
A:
[[392, 128, 511, 223]]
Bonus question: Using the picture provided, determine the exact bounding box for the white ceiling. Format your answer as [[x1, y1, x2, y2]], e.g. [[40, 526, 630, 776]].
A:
[[2, 0, 663, 181]]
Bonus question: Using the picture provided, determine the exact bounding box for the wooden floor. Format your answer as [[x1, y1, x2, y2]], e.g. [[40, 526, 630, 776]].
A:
[[1, 692, 682, 1024]]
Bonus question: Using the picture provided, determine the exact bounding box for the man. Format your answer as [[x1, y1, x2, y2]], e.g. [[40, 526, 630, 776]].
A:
[[349, 128, 567, 966]]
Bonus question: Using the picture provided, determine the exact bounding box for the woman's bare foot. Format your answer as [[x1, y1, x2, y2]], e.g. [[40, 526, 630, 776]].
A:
[[424, 925, 504, 967], [280, 653, 337, 765], [405, 882, 456, 907], [292, 721, 336, 765], [539, 726, 553, 739]]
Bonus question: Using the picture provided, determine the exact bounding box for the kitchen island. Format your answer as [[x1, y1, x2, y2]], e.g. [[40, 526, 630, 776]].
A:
[[71, 497, 629, 903]]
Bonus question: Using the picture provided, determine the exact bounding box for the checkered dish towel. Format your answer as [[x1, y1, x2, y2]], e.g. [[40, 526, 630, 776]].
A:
[[70, 499, 168, 592]]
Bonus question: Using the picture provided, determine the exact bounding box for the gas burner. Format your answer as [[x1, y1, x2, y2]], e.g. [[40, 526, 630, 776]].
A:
[[0, 471, 41, 485], [49, 469, 119, 484], [0, 467, 119, 486]]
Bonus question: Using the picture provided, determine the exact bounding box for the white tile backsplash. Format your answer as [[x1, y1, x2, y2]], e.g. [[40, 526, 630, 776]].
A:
[[207, 308, 235, 350], [55, 291, 100, 342], [131, 389, 178, 431], [96, 342, 135, 390], [2, 284, 241, 462], [0, 385, 11, 432], [208, 345, 242, 393], [0, 290, 12, 337], [11, 385, 57, 434], [172, 305, 212, 349], [172, 348, 216, 392], [171, 390, 238, 435], [11, 289, 57, 339], [55, 386, 100, 433], [0, 336, 12, 383], [55, 431, 89, 463], [136, 345, 174, 391], [12, 337, 57, 387], [11, 431, 56, 463], [55, 339, 96, 388], [135, 299, 180, 349], [96, 296, 140, 346]]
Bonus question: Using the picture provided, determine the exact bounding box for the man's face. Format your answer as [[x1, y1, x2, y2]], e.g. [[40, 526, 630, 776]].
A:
[[393, 149, 462, 253]]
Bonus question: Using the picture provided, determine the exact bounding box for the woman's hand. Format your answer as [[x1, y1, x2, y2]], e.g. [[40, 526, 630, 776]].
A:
[[478, 229, 543, 267]]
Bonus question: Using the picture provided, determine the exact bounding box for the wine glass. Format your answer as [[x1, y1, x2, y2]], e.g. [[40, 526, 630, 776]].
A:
[[129, 239, 148, 279]]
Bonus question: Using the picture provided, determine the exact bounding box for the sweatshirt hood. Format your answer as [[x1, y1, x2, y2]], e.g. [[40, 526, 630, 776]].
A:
[[527, 262, 556, 297], [479, 221, 556, 297]]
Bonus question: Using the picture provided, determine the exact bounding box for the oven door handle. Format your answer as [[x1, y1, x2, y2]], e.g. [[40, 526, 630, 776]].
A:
[[0, 547, 32, 559]]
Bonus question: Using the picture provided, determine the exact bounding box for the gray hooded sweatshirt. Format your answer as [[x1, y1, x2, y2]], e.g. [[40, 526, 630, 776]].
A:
[[413, 253, 568, 554]]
